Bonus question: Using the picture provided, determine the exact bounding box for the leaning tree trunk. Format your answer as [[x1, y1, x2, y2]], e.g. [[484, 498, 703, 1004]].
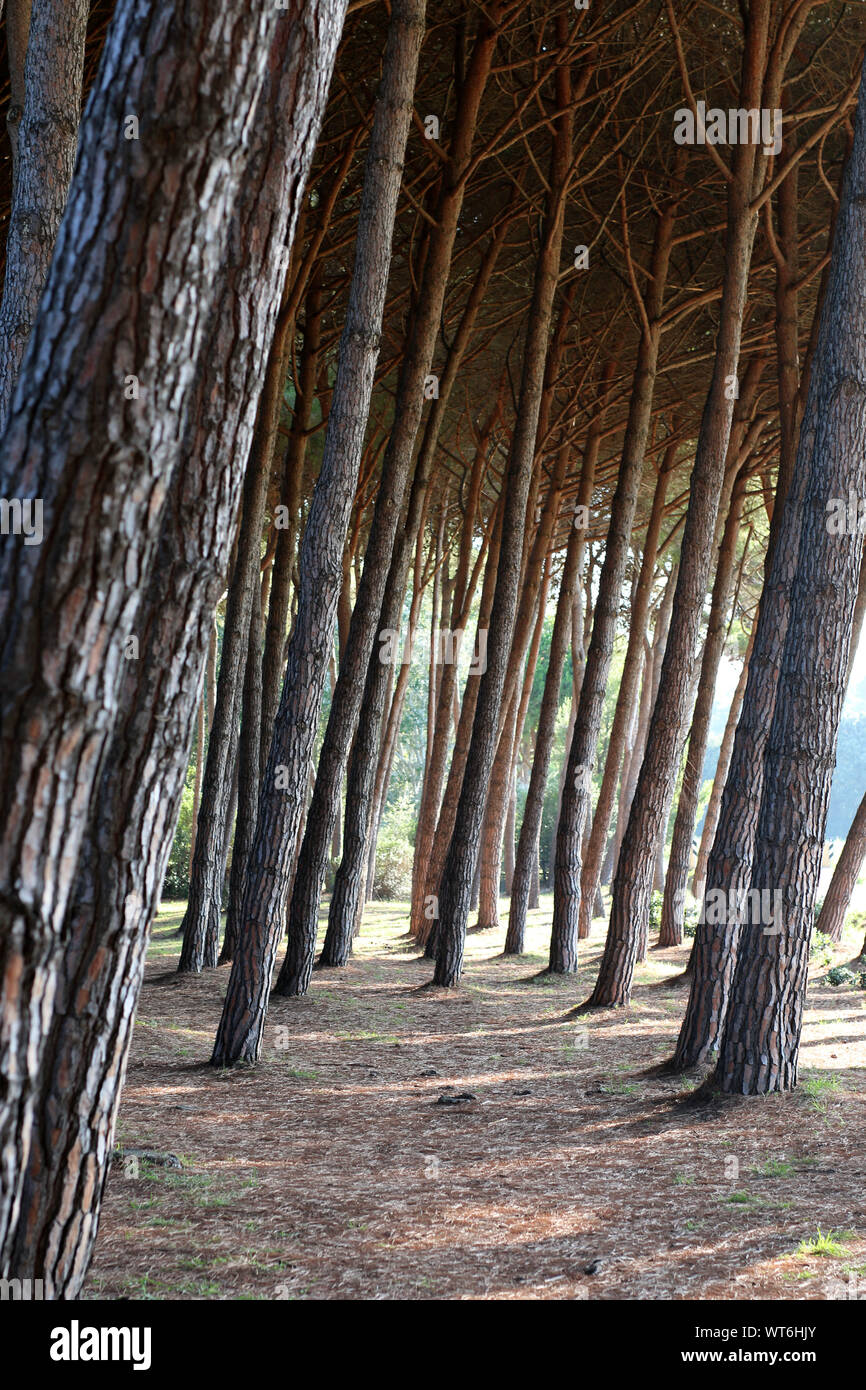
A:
[[179, 316, 292, 973], [212, 0, 426, 1063], [658, 468, 748, 946], [691, 622, 755, 900], [278, 8, 497, 998], [712, 58, 866, 1093], [433, 26, 574, 987], [815, 790, 866, 943], [504, 396, 606, 953], [578, 443, 675, 940], [0, 0, 89, 429], [1, 0, 344, 1290], [549, 171, 681, 975], [587, 5, 772, 1007], [221, 568, 265, 963], [0, 0, 293, 1267]]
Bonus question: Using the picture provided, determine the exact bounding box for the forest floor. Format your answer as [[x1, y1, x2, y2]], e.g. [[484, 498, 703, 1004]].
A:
[[85, 895, 866, 1301]]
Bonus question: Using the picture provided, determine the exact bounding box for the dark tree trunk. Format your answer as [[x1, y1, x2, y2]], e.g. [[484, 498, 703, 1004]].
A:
[[712, 60, 866, 1092], [278, 7, 496, 998], [221, 569, 265, 963], [212, 0, 426, 1061], [588, 6, 772, 1007], [1, 0, 344, 1288], [0, 0, 300, 1265], [0, 0, 89, 428], [550, 172, 680, 975], [692, 623, 755, 899], [433, 25, 575, 987]]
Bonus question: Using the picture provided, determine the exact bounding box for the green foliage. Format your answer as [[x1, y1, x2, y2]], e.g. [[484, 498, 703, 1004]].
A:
[[827, 965, 857, 987], [795, 1228, 852, 1259], [372, 788, 415, 900], [810, 931, 834, 969], [163, 778, 194, 900]]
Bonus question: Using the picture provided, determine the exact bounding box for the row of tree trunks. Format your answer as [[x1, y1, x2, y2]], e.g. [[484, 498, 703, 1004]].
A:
[[322, 214, 509, 967], [179, 312, 293, 973], [0, 0, 303, 1266], [278, 5, 500, 999], [211, 0, 427, 1063], [432, 16, 576, 987], [548, 156, 682, 975], [577, 439, 676, 940], [658, 466, 749, 947], [504, 392, 607, 953], [1, 0, 346, 1289], [587, 1, 774, 1007]]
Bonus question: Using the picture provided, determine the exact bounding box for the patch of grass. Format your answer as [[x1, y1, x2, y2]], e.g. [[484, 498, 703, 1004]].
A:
[[751, 1158, 795, 1178], [673, 1172, 695, 1186], [795, 1228, 853, 1259], [725, 1191, 762, 1206], [801, 1073, 842, 1112]]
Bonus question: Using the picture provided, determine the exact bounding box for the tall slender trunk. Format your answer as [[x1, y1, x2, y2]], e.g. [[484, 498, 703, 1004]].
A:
[[504, 400, 604, 953], [588, 5, 772, 1007], [212, 0, 426, 1062], [692, 623, 755, 899], [712, 59, 866, 1092], [433, 25, 575, 987], [1, 0, 345, 1288], [549, 172, 681, 974], [179, 327, 290, 973], [658, 469, 748, 946], [278, 6, 498, 997], [578, 443, 675, 939]]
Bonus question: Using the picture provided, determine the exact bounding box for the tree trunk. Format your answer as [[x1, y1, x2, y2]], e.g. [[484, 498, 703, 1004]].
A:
[[212, 0, 426, 1061], [550, 170, 681, 974], [278, 6, 496, 998], [0, 0, 304, 1266], [179, 326, 290, 973], [578, 443, 675, 940], [1, 0, 345, 1288], [221, 569, 264, 963], [659, 470, 748, 946], [712, 59, 866, 1092], [588, 5, 772, 1007], [0, 0, 89, 428], [816, 790, 866, 944], [433, 26, 574, 987], [692, 623, 755, 899]]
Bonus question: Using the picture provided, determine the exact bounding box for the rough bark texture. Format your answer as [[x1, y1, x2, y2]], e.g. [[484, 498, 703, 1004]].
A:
[[1, 0, 344, 1288], [588, 6, 771, 1007], [549, 180, 679, 975], [0, 0, 297, 1265], [213, 0, 425, 1062], [0, 0, 89, 429], [278, 4, 495, 999], [712, 60, 866, 1092], [433, 34, 573, 987]]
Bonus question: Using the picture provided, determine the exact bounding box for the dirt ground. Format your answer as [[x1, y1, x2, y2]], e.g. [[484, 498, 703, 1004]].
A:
[[84, 896, 866, 1301]]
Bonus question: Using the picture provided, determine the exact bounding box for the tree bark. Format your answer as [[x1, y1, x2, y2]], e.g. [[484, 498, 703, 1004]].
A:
[[712, 58, 866, 1092], [278, 4, 496, 998], [0, 0, 301, 1265], [588, 4, 772, 1007], [1, 0, 344, 1287], [433, 25, 574, 987], [212, 0, 425, 1061], [0, 0, 89, 429]]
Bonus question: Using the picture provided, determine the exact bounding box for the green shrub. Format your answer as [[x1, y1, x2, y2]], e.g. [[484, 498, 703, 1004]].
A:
[[372, 789, 415, 900], [810, 931, 834, 969]]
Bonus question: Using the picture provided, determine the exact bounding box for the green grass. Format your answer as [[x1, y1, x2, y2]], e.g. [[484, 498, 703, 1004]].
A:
[[795, 1228, 853, 1259]]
